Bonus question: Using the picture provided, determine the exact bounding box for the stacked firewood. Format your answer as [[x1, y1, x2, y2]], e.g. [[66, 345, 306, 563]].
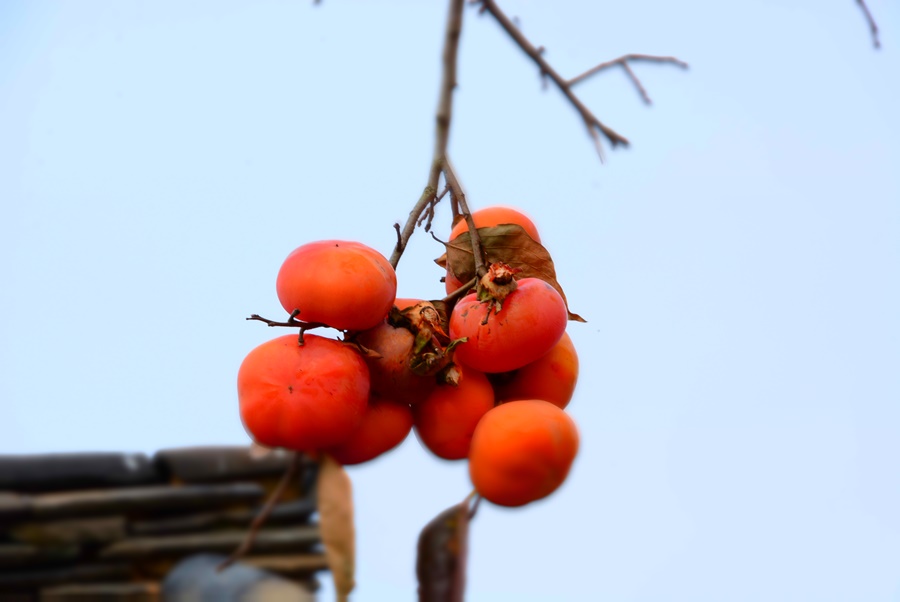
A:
[[0, 446, 324, 601]]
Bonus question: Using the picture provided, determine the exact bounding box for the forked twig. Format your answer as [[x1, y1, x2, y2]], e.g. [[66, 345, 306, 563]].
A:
[[568, 54, 689, 104], [473, 0, 631, 160], [441, 277, 478, 304], [218, 452, 303, 571], [856, 0, 881, 49], [246, 311, 328, 344]]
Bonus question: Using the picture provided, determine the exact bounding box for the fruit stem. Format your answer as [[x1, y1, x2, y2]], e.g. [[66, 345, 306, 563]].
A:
[[246, 311, 331, 346]]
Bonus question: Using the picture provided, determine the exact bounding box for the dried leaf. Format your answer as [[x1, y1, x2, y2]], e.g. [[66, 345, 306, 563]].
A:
[[317, 454, 355, 602], [428, 300, 451, 335], [442, 224, 586, 322], [416, 501, 471, 602]]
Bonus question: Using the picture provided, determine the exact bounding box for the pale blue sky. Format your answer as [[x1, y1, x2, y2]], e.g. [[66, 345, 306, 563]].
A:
[[1, 2, 898, 601]]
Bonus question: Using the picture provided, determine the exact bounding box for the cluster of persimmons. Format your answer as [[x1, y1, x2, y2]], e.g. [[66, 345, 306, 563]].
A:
[[237, 207, 580, 508]]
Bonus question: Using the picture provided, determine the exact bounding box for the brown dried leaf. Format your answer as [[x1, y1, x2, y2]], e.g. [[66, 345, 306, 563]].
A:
[[442, 224, 586, 322], [428, 300, 451, 335], [416, 500, 471, 602], [317, 454, 355, 602]]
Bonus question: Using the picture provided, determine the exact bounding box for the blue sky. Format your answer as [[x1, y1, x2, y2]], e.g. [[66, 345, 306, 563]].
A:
[[1, 1, 898, 601]]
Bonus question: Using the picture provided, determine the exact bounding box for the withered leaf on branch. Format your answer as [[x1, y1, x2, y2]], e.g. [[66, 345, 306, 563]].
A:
[[416, 500, 472, 602], [439, 224, 586, 321], [317, 454, 355, 602]]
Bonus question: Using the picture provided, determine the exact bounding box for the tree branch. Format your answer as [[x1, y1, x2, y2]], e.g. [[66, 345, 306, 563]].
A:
[[474, 0, 631, 159], [856, 0, 881, 49], [390, 0, 466, 269], [444, 158, 487, 280], [568, 54, 689, 104]]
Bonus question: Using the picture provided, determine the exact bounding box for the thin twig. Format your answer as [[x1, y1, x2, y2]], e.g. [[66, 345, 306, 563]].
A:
[[568, 54, 689, 104], [390, 186, 439, 269], [417, 185, 450, 231], [389, 0, 466, 269], [218, 452, 303, 571], [247, 312, 330, 344], [441, 277, 477, 304], [856, 0, 881, 49], [474, 0, 630, 159], [445, 158, 487, 280]]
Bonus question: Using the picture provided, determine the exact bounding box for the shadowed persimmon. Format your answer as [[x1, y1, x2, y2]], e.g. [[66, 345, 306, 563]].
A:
[[490, 331, 579, 409], [413, 365, 494, 460], [325, 395, 414, 465], [355, 305, 439, 406]]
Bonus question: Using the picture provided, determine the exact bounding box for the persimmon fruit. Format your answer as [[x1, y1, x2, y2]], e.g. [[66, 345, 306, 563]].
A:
[[413, 365, 495, 460], [448, 206, 541, 243], [325, 395, 413, 465], [237, 334, 370, 452], [468, 399, 579, 507], [490, 331, 579, 409], [355, 318, 437, 406], [276, 240, 397, 331], [449, 278, 567, 373]]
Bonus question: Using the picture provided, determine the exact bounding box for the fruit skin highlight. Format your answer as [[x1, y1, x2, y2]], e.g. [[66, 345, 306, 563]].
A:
[[238, 334, 370, 453], [468, 399, 579, 508], [490, 331, 579, 409], [449, 278, 567, 373], [276, 240, 397, 331]]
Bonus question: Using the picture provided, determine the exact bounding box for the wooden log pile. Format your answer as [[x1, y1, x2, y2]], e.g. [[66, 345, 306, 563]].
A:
[[0, 446, 325, 601]]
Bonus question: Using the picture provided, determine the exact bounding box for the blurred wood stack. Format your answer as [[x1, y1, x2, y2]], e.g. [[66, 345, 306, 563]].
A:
[[0, 446, 324, 601]]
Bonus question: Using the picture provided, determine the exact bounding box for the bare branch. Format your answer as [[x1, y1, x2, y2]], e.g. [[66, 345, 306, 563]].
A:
[[474, 0, 630, 157], [444, 158, 487, 280], [218, 452, 303, 571], [389, 0, 466, 269], [568, 54, 689, 104], [856, 0, 881, 49], [247, 311, 330, 345], [441, 276, 478, 304]]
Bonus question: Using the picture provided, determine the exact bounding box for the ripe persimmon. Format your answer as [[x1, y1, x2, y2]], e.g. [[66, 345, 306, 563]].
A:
[[490, 331, 579, 409], [355, 318, 437, 406], [468, 399, 579, 507], [276, 240, 397, 331], [449, 277, 567, 373], [413, 365, 494, 460], [448, 206, 541, 243], [325, 394, 413, 465], [237, 334, 370, 452]]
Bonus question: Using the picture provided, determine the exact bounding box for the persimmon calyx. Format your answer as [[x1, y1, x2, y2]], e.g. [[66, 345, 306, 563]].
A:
[[476, 262, 521, 318], [408, 336, 468, 377]]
